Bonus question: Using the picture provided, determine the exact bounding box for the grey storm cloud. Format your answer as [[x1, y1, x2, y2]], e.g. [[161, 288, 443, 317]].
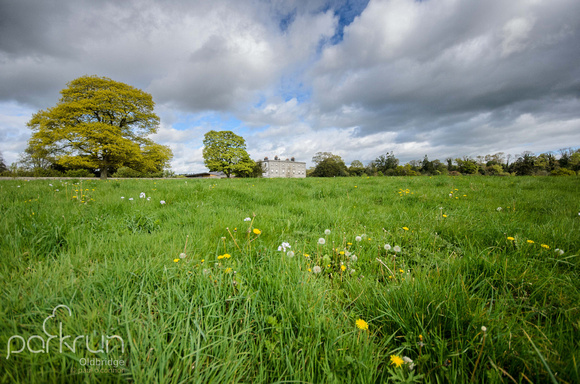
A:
[[0, 0, 579, 171]]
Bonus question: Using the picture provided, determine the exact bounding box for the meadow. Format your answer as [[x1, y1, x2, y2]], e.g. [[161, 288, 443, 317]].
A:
[[0, 175, 578, 383]]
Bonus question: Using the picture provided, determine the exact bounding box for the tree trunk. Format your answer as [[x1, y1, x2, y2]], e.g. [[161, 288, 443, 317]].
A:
[[100, 159, 108, 179]]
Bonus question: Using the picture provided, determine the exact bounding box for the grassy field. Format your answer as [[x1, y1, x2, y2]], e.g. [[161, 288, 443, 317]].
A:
[[0, 176, 579, 383]]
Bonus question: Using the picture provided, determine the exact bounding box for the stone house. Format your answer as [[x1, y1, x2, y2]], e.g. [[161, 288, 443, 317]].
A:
[[261, 156, 306, 178]]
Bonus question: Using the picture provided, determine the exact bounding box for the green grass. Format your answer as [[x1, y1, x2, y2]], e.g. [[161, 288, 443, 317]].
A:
[[0, 176, 579, 383]]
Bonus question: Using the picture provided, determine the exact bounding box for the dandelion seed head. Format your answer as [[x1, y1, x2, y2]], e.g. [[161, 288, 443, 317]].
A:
[[481, 326, 487, 332], [287, 251, 295, 258], [324, 229, 331, 235], [318, 238, 326, 245], [351, 255, 358, 262], [179, 253, 187, 259], [384, 244, 391, 251], [313, 266, 322, 274], [394, 246, 401, 253], [355, 236, 362, 242]]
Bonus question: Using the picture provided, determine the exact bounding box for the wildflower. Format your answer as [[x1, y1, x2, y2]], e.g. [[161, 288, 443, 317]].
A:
[[287, 251, 295, 258], [318, 238, 326, 245], [341, 265, 346, 271], [147, 197, 151, 201], [449, 194, 452, 197], [140, 192, 146, 198], [355, 236, 362, 242], [507, 237, 515, 241], [393, 246, 401, 253], [202, 269, 210, 275], [481, 326, 487, 333], [361, 233, 367, 238], [402, 227, 409, 231], [49, 184, 53, 187], [179, 253, 187, 259], [129, 198, 134, 201], [304, 253, 310, 258], [173, 259, 179, 263], [384, 244, 391, 251], [313, 266, 322, 274], [347, 242, 352, 246], [442, 214, 448, 218], [390, 355, 404, 368], [121, 197, 125, 199], [403, 356, 415, 371], [527, 240, 534, 244], [351, 255, 358, 262], [225, 268, 232, 274], [399, 269, 404, 273], [355, 319, 368, 330], [497, 207, 502, 211], [253, 228, 261, 235], [244, 217, 251, 221], [325, 229, 331, 235], [439, 207, 443, 210], [278, 242, 291, 252], [160, 200, 166, 205], [541, 244, 550, 249]]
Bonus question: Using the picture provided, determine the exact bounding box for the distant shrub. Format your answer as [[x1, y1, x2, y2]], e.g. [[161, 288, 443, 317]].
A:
[[112, 167, 145, 178], [551, 168, 576, 176], [64, 169, 94, 177], [448, 171, 461, 176]]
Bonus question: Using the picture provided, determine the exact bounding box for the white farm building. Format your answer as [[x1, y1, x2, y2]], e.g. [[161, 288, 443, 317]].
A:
[[261, 156, 306, 178]]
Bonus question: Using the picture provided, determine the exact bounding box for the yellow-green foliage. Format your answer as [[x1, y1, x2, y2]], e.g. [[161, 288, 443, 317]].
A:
[[26, 75, 172, 178]]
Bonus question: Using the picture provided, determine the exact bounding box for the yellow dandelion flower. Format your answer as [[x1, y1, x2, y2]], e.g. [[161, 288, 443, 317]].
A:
[[399, 269, 404, 273], [347, 242, 352, 246], [223, 253, 231, 258], [308, 268, 312, 272], [527, 240, 534, 244], [339, 251, 345, 255], [253, 228, 261, 235], [225, 267, 232, 273], [355, 319, 368, 330], [341, 265, 346, 271], [402, 227, 409, 231], [390, 355, 404, 368], [507, 237, 515, 241], [173, 259, 179, 263], [304, 254, 310, 257], [541, 244, 550, 249], [442, 214, 448, 218]]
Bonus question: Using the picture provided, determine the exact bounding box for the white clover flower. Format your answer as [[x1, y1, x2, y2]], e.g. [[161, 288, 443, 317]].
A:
[[140, 192, 146, 198], [244, 217, 251, 222], [287, 251, 295, 258], [160, 200, 166, 205], [129, 197, 134, 201], [555, 248, 564, 255], [318, 238, 326, 245], [121, 196, 125, 199], [403, 356, 415, 371], [351, 255, 358, 262], [278, 242, 291, 252], [384, 244, 391, 251], [394, 245, 401, 253], [439, 207, 443, 210], [147, 197, 151, 201], [49, 184, 53, 187], [355, 236, 362, 242], [313, 266, 322, 274], [497, 207, 502, 211], [324, 229, 331, 235], [55, 189, 59, 192]]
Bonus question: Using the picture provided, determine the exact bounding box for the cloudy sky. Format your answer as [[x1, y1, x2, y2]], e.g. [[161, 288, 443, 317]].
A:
[[1, 0, 579, 173]]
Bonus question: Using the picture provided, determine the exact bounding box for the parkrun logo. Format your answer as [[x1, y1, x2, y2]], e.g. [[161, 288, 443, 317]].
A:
[[6, 305, 125, 359]]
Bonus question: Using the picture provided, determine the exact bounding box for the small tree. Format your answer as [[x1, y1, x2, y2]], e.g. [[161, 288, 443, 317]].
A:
[[202, 130, 255, 178], [0, 151, 7, 173], [311, 153, 348, 177]]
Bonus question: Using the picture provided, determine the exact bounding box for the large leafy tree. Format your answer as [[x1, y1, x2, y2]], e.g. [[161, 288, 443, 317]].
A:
[[311, 152, 348, 177], [26, 75, 172, 179], [202, 130, 255, 178]]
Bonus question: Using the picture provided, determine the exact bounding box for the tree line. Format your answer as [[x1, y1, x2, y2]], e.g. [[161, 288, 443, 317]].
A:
[[1, 75, 577, 179], [308, 149, 580, 177]]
